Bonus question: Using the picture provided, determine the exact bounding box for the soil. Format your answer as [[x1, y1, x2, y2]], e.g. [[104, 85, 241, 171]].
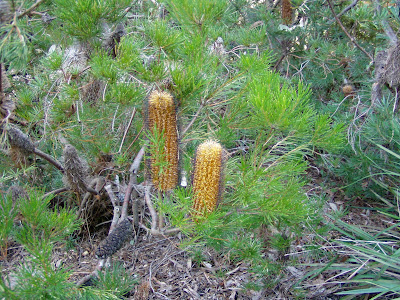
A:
[[0, 168, 396, 299]]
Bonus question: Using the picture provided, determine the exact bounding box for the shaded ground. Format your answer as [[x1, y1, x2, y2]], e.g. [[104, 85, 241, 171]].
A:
[[1, 168, 396, 299]]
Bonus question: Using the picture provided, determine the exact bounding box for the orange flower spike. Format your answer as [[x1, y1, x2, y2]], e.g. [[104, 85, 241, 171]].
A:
[[192, 140, 226, 215], [147, 90, 179, 191]]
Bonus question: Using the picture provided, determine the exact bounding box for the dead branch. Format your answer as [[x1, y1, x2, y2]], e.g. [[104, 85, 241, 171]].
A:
[[326, 0, 374, 62], [118, 107, 137, 153], [130, 146, 145, 174], [328, 0, 359, 24], [105, 184, 118, 207], [33, 148, 64, 172], [41, 187, 68, 199], [76, 205, 122, 287], [144, 185, 158, 234], [18, 0, 45, 19]]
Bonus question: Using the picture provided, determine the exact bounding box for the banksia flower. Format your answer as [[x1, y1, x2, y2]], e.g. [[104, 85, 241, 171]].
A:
[[145, 90, 179, 191], [192, 140, 227, 216], [63, 144, 89, 194], [95, 219, 132, 259]]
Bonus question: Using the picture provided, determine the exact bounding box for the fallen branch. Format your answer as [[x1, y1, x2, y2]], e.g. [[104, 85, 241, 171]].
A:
[[76, 205, 122, 287]]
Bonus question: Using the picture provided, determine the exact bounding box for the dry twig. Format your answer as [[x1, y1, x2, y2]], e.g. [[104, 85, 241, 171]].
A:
[[326, 0, 374, 62], [328, 0, 359, 24]]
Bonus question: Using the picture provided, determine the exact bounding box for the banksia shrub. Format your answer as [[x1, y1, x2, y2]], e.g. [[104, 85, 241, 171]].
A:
[[192, 140, 227, 216], [95, 219, 132, 259], [145, 90, 179, 191], [63, 144, 89, 194]]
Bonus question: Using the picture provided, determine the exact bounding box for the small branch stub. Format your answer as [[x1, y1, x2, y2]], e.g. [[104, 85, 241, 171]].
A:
[[192, 140, 227, 216]]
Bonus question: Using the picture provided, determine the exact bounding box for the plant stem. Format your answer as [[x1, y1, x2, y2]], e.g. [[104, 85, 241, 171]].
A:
[[326, 0, 374, 62]]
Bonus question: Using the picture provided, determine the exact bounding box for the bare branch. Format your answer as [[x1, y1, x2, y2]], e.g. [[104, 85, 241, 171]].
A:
[[326, 0, 374, 62], [105, 184, 118, 207], [34, 148, 64, 172], [129, 146, 145, 174], [328, 0, 359, 24], [17, 0, 45, 19], [144, 186, 158, 233], [182, 104, 204, 137]]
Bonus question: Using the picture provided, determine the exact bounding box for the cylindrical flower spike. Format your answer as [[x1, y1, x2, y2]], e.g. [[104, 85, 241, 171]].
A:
[[192, 140, 227, 216], [146, 90, 179, 191]]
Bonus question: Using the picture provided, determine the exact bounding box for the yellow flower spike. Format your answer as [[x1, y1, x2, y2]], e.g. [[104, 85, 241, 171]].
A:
[[146, 90, 179, 191], [192, 140, 227, 216]]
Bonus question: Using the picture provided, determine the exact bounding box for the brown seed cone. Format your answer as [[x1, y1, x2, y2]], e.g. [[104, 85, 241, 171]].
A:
[[145, 90, 179, 191], [7, 126, 35, 154], [6, 185, 29, 202], [95, 219, 132, 259], [282, 0, 292, 25], [192, 140, 227, 216], [7, 126, 35, 168], [63, 144, 89, 194]]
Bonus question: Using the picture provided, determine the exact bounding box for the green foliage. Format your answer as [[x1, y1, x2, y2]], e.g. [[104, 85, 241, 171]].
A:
[[0, 194, 16, 257], [308, 218, 400, 299], [144, 125, 169, 178], [93, 262, 138, 297], [165, 0, 231, 33], [90, 51, 119, 82], [0, 18, 30, 70], [145, 19, 183, 55], [3, 0, 397, 297], [0, 189, 81, 299], [52, 0, 130, 41]]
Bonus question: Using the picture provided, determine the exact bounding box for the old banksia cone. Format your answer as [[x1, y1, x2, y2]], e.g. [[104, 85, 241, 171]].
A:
[[7, 126, 35, 167], [95, 219, 132, 259], [63, 144, 89, 194], [192, 140, 227, 216], [145, 90, 179, 191]]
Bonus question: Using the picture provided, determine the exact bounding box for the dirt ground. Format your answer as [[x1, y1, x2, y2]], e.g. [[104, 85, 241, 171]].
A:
[[1, 169, 396, 299]]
